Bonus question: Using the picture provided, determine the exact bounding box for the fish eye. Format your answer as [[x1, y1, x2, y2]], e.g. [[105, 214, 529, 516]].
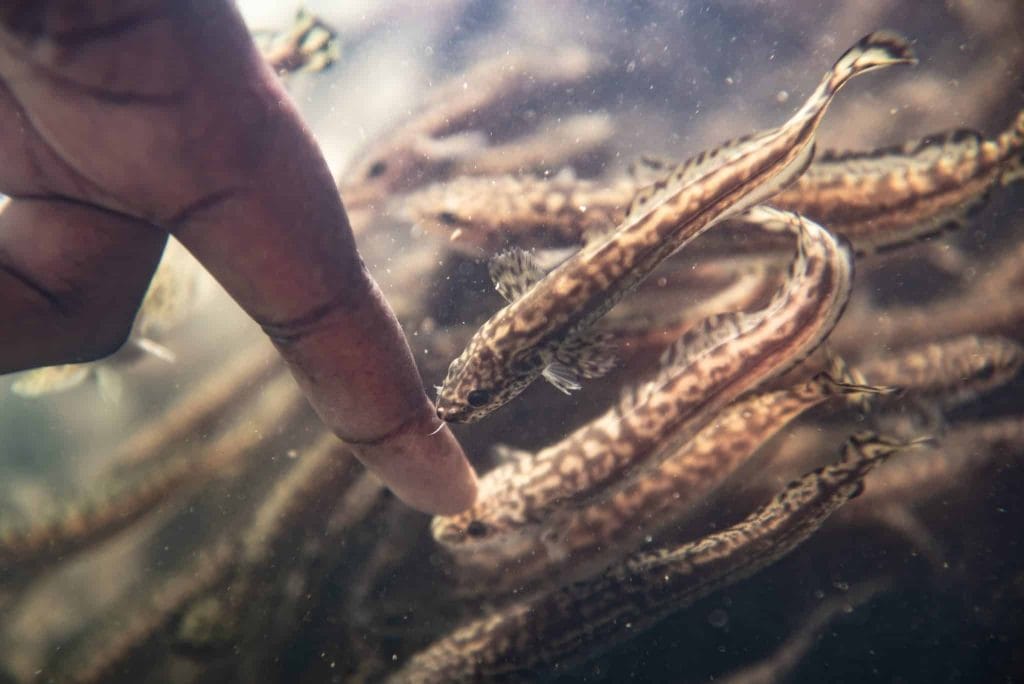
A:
[[466, 389, 491, 407], [366, 160, 388, 178], [466, 520, 489, 538], [438, 211, 458, 225]]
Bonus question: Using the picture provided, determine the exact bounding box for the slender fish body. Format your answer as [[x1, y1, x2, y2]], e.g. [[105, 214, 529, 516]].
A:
[[436, 32, 914, 423], [407, 110, 1023, 259], [395, 433, 925, 683], [447, 364, 891, 597], [433, 207, 855, 556], [770, 109, 1024, 254], [855, 335, 1023, 408]]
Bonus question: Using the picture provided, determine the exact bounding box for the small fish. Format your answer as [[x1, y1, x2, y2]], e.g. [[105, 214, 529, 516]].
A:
[[407, 109, 1024, 259], [261, 9, 340, 76], [435, 31, 914, 423], [433, 207, 855, 554], [454, 112, 615, 178], [405, 169, 635, 258], [395, 432, 924, 683], [715, 581, 889, 684], [442, 358, 893, 597], [855, 334, 1023, 408], [341, 48, 599, 211]]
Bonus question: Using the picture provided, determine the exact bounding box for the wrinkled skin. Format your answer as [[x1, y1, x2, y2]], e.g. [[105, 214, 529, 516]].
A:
[[0, 0, 476, 514]]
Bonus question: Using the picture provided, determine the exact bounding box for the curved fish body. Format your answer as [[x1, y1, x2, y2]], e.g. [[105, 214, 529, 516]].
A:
[[447, 366, 891, 596], [435, 31, 914, 423], [432, 207, 855, 553], [395, 433, 923, 684]]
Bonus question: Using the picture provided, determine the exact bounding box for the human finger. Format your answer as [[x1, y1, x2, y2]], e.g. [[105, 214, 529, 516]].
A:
[[154, 2, 477, 514]]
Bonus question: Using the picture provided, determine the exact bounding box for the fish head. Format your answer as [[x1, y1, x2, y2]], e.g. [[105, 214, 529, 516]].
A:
[[430, 511, 493, 546], [404, 182, 494, 257], [435, 338, 543, 423], [340, 143, 423, 211], [967, 336, 1023, 390], [430, 452, 530, 547]]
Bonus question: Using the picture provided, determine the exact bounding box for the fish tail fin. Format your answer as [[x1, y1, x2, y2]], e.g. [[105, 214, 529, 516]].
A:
[[825, 31, 916, 93], [795, 31, 915, 124], [817, 348, 899, 411], [843, 430, 935, 473]]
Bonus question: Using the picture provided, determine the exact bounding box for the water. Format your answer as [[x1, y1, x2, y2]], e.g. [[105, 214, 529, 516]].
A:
[[1, 1, 1022, 682]]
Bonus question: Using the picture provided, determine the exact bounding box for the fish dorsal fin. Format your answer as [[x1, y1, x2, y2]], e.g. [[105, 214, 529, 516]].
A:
[[619, 312, 755, 412], [489, 443, 533, 465], [660, 312, 755, 371], [814, 349, 900, 411], [532, 246, 579, 271], [624, 182, 662, 220], [488, 248, 547, 303], [816, 127, 983, 173], [627, 155, 673, 184], [621, 131, 774, 222], [543, 329, 617, 395]]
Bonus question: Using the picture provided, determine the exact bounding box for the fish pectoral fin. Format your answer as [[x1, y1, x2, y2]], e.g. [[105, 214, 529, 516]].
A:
[[489, 443, 533, 465], [548, 330, 618, 390], [131, 337, 177, 364], [489, 247, 547, 302], [542, 362, 582, 395]]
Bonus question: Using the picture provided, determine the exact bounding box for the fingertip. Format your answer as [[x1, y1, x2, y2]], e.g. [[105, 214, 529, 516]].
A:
[[347, 417, 478, 515]]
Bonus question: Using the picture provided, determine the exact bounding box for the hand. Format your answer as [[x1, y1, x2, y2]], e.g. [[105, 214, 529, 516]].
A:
[[0, 0, 477, 514]]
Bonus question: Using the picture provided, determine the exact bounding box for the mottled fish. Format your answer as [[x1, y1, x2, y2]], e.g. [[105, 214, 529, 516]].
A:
[[394, 433, 926, 683], [435, 31, 914, 423], [433, 207, 855, 553], [407, 109, 1023, 258], [442, 358, 894, 597]]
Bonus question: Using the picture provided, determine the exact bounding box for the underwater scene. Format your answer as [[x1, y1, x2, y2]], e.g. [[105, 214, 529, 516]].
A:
[[1, 1, 1022, 682]]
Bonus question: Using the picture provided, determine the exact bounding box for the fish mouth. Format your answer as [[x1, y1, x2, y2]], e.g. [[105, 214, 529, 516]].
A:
[[436, 403, 469, 424]]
